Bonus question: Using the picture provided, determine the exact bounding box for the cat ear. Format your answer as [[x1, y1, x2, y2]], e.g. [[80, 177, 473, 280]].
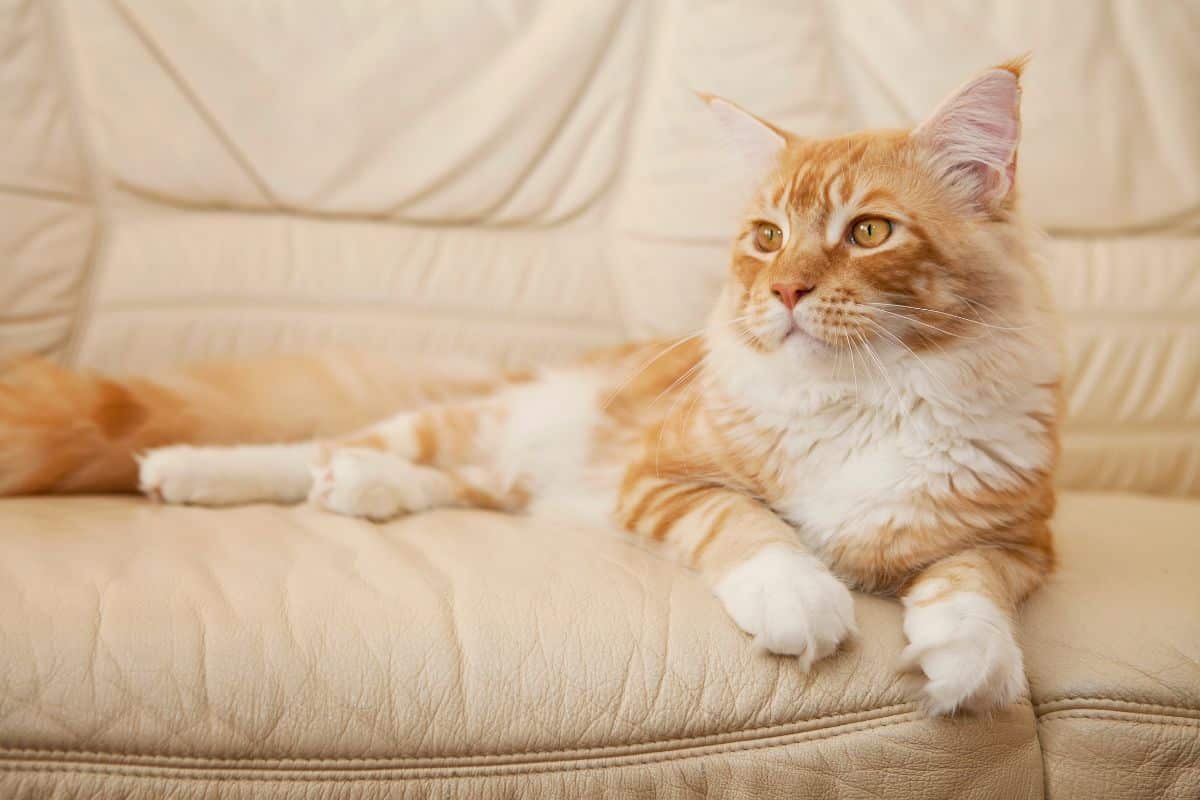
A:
[[913, 61, 1025, 211], [699, 93, 788, 184]]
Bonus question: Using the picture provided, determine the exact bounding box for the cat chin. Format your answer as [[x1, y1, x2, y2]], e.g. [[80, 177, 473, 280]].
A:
[[721, 326, 845, 381], [780, 326, 841, 363]]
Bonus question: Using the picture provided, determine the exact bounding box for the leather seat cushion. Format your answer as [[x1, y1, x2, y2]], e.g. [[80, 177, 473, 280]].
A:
[[1021, 492, 1200, 799], [0, 491, 1194, 797], [0, 496, 1046, 798]]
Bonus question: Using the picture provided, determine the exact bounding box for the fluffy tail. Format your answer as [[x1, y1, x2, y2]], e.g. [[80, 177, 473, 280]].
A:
[[0, 351, 507, 496]]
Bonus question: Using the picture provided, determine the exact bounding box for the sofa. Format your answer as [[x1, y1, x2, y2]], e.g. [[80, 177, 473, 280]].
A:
[[1, 1, 1197, 798]]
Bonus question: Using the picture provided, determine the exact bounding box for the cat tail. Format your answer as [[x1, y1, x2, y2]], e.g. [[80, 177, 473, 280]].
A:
[[0, 351, 507, 496]]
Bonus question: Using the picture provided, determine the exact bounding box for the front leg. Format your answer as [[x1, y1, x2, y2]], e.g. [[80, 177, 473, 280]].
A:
[[309, 396, 527, 521], [308, 449, 527, 521], [617, 472, 856, 671], [900, 530, 1054, 714], [139, 442, 318, 505]]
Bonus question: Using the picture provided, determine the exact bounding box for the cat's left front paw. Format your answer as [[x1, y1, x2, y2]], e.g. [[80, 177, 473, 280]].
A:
[[901, 585, 1026, 715]]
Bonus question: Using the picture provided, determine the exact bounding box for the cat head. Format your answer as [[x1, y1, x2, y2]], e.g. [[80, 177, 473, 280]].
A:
[[704, 60, 1037, 372]]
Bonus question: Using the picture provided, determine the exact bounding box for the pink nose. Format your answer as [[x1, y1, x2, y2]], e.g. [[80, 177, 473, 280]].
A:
[[771, 282, 814, 310]]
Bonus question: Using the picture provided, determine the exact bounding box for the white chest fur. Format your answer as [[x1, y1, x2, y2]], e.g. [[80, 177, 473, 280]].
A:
[[706, 316, 1059, 550]]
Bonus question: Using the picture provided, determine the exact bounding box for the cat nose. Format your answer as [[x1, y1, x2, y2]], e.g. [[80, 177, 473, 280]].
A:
[[770, 282, 814, 310]]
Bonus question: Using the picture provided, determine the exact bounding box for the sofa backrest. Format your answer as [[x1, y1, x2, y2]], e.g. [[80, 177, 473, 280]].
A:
[[1, 1, 1197, 496]]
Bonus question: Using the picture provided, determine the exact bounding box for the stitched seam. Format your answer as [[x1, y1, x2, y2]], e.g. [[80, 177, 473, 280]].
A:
[[0, 713, 933, 781], [1038, 711, 1200, 728], [1035, 697, 1200, 717], [0, 703, 918, 767]]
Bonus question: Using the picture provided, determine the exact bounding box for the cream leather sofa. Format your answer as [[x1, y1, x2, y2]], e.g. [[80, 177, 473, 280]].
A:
[[1, 2, 1198, 798]]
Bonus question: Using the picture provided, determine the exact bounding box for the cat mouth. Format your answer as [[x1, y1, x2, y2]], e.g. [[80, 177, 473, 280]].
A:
[[784, 322, 837, 353]]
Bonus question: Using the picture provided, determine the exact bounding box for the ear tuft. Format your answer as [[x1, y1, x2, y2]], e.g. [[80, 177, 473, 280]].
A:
[[699, 93, 788, 186], [994, 53, 1030, 80], [913, 61, 1025, 211]]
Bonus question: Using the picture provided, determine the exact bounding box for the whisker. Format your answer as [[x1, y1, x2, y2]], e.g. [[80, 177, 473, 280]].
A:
[[654, 359, 708, 478], [866, 302, 1035, 331], [677, 388, 707, 482], [601, 333, 705, 411], [862, 318, 953, 398], [846, 329, 861, 399], [649, 358, 705, 408], [855, 330, 909, 426], [956, 294, 1012, 325], [601, 311, 760, 412], [955, 294, 1037, 332], [866, 306, 986, 340], [832, 331, 844, 384]]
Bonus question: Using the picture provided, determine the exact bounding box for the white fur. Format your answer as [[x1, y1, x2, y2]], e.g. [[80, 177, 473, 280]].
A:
[[822, 178, 877, 251], [704, 281, 1059, 549], [139, 443, 316, 506], [496, 370, 619, 527], [901, 582, 1026, 714], [309, 448, 445, 522], [713, 543, 857, 670]]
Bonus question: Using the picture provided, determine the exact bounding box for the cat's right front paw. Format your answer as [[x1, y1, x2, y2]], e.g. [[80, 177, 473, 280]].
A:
[[714, 544, 857, 670]]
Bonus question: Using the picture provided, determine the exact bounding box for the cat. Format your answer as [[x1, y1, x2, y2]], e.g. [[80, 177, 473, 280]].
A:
[[0, 60, 1059, 715]]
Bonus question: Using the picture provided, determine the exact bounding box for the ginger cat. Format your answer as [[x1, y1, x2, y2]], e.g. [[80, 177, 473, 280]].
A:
[[0, 62, 1058, 715]]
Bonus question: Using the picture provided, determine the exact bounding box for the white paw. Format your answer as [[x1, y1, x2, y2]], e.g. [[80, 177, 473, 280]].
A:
[[308, 449, 435, 522], [901, 585, 1026, 715], [138, 446, 247, 506], [714, 544, 857, 670]]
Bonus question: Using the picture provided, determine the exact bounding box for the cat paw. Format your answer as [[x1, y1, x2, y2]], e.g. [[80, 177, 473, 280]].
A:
[[714, 544, 857, 670], [308, 449, 435, 522], [139, 446, 245, 506], [901, 585, 1026, 715]]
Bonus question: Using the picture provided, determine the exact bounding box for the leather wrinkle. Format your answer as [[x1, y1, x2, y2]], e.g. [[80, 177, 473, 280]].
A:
[[108, 0, 277, 206], [109, 177, 614, 229], [44, 0, 114, 364], [0, 182, 87, 204], [98, 296, 619, 332], [442, 3, 630, 224]]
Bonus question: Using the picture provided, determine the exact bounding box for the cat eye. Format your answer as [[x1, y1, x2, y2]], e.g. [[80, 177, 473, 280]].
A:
[[850, 218, 892, 248], [753, 222, 784, 253]]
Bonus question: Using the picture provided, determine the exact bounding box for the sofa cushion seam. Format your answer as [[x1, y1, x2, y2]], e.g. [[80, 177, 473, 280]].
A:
[[0, 702, 931, 768], [1034, 697, 1200, 718], [0, 712, 961, 781], [1037, 711, 1200, 728]]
